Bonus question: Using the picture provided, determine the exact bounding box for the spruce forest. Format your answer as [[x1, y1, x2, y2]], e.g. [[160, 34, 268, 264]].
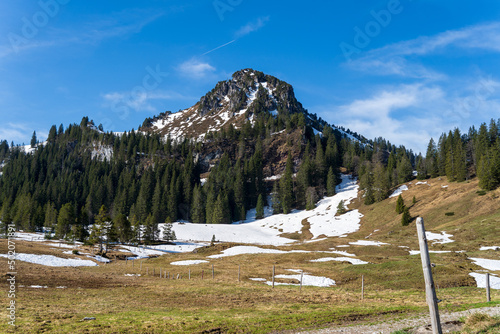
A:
[[0, 72, 499, 248]]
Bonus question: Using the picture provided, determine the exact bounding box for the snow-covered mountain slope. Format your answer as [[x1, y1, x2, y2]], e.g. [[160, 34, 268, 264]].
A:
[[161, 174, 362, 245]]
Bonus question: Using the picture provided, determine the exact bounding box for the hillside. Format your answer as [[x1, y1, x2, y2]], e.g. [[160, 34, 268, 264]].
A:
[[1, 174, 499, 333], [0, 68, 416, 245]]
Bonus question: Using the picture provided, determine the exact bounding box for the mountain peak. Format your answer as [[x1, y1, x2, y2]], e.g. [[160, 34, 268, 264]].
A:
[[141, 68, 306, 141]]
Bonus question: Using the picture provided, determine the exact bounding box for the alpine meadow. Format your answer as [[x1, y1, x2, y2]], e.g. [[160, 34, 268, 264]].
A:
[[1, 2, 500, 333]]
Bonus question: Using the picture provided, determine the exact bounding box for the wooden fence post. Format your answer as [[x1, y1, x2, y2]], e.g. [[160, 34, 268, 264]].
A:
[[416, 217, 442, 334], [272, 265, 275, 288], [300, 270, 303, 292], [486, 273, 491, 302], [238, 265, 241, 282], [361, 275, 364, 300], [189, 268, 191, 280]]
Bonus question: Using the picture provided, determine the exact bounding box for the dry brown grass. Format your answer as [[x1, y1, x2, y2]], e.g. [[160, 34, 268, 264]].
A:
[[0, 176, 499, 333]]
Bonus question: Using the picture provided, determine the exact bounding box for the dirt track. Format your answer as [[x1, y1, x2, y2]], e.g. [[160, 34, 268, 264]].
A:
[[296, 305, 500, 334]]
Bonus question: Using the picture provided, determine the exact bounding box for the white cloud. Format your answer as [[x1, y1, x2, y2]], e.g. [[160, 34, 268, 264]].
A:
[[348, 21, 500, 80], [102, 90, 186, 114], [235, 17, 270, 38], [0, 123, 47, 145], [177, 59, 215, 78], [319, 84, 452, 153]]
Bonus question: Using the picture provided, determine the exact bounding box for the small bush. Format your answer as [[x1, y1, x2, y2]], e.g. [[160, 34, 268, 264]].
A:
[[477, 190, 487, 196], [445, 212, 455, 216], [72, 249, 79, 255]]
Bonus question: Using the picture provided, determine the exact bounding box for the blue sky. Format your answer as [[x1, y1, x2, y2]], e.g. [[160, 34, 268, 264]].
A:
[[1, 1, 500, 153]]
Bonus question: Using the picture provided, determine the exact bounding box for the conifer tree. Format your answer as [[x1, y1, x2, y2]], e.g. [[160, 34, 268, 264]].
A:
[[162, 217, 176, 242], [425, 138, 438, 178], [280, 154, 294, 214], [56, 203, 75, 239], [401, 206, 411, 226], [395, 194, 405, 214], [212, 193, 230, 224], [114, 213, 131, 243], [336, 200, 346, 215], [397, 155, 413, 184], [30, 131, 37, 148], [373, 163, 389, 202], [305, 187, 317, 210], [416, 154, 426, 180], [326, 167, 336, 196], [44, 202, 58, 233], [190, 184, 205, 224], [271, 182, 281, 214], [453, 129, 466, 182], [315, 137, 326, 187], [143, 213, 159, 244], [255, 194, 264, 220]]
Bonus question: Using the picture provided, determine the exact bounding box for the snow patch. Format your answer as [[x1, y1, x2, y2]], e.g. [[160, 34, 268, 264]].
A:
[[208, 246, 288, 259], [426, 231, 454, 244], [0, 253, 98, 267], [265, 269, 335, 287], [480, 246, 500, 251], [409, 250, 452, 255], [349, 240, 389, 247], [469, 258, 500, 271], [389, 185, 408, 198], [469, 273, 500, 289], [171, 260, 209, 266], [310, 257, 368, 265]]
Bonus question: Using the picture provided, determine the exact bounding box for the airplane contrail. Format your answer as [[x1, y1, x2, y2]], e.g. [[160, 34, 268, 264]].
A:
[[202, 39, 237, 56]]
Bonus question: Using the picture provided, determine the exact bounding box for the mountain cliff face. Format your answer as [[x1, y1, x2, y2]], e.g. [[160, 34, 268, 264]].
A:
[[141, 69, 310, 141]]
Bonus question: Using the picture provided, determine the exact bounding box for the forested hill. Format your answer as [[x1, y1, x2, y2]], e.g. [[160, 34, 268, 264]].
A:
[[3, 69, 497, 245]]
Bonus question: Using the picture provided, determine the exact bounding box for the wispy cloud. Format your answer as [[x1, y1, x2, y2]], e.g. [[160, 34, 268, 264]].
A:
[[319, 84, 451, 153], [235, 16, 270, 38], [348, 22, 500, 80], [102, 89, 188, 114], [76, 10, 165, 45], [177, 58, 216, 79], [0, 9, 165, 60], [0, 122, 47, 145]]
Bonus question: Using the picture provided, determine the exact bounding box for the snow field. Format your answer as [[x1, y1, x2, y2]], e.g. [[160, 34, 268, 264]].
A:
[[0, 253, 98, 267], [170, 175, 362, 245]]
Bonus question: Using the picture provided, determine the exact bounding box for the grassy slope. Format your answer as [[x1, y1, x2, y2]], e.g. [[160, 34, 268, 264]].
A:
[[1, 176, 500, 333]]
